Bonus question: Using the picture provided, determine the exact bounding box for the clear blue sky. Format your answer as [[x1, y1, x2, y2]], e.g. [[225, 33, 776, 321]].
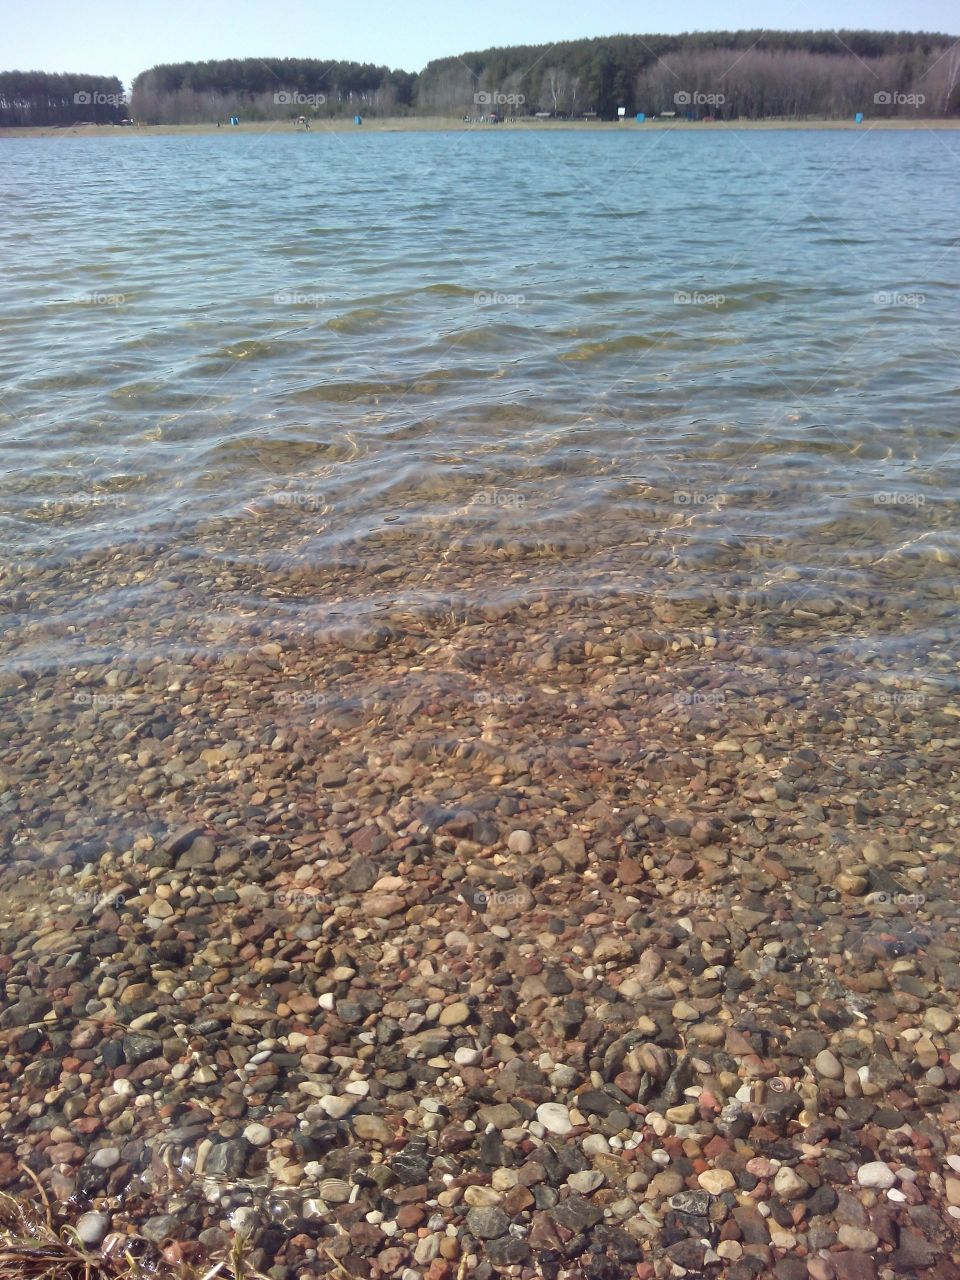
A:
[[6, 0, 959, 89]]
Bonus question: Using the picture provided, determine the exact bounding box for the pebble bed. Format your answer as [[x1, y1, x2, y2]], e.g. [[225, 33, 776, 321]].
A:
[[1, 540, 960, 1280]]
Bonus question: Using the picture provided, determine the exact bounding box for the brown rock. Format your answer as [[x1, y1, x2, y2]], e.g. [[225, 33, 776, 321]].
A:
[[617, 858, 645, 885], [554, 836, 587, 870], [831, 1254, 877, 1280]]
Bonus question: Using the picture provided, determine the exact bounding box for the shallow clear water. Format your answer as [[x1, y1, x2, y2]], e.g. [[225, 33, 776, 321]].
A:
[[1, 128, 959, 680]]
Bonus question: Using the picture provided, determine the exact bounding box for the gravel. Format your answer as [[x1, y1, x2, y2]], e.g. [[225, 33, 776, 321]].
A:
[[2, 582, 960, 1277]]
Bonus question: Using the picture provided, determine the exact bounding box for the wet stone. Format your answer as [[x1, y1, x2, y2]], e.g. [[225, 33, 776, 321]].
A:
[[466, 1206, 510, 1240], [485, 1236, 531, 1265], [142, 1214, 182, 1243], [391, 1139, 431, 1186], [121, 1034, 162, 1066], [552, 1195, 603, 1232], [204, 1138, 250, 1179], [177, 836, 216, 868], [669, 1190, 711, 1216], [341, 858, 379, 892]]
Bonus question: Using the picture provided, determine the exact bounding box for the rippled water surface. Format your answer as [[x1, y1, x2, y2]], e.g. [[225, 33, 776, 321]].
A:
[[1, 129, 959, 678]]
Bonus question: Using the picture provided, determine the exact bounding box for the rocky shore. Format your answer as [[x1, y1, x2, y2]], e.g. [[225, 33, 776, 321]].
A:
[[2, 580, 960, 1279]]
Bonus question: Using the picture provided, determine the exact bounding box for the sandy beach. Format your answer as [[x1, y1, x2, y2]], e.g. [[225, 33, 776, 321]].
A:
[[3, 116, 960, 139]]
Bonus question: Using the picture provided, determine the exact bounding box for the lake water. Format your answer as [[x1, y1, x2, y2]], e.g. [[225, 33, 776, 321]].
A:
[[1, 128, 959, 802]]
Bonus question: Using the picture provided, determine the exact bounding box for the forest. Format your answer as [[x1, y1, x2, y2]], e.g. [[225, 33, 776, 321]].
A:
[[0, 72, 127, 126], [3, 31, 959, 126], [417, 30, 960, 120], [129, 58, 417, 124]]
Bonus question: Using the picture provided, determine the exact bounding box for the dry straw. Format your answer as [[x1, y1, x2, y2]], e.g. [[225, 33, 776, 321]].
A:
[[0, 1166, 267, 1280]]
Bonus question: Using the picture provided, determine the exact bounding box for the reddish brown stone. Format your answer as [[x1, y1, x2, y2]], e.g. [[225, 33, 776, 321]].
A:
[[831, 1254, 878, 1280], [501, 1185, 535, 1215], [617, 858, 645, 885]]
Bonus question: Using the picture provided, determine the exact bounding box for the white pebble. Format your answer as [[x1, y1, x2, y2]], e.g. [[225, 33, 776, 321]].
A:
[[858, 1161, 896, 1189], [76, 1212, 110, 1247], [581, 1135, 610, 1156], [243, 1123, 271, 1147], [318, 1094, 355, 1119], [230, 1207, 259, 1233], [536, 1103, 573, 1136]]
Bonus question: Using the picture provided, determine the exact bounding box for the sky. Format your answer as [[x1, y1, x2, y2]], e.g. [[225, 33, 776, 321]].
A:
[[5, 0, 959, 90]]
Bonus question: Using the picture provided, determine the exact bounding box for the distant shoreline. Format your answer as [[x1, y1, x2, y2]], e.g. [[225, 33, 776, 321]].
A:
[[3, 116, 960, 139]]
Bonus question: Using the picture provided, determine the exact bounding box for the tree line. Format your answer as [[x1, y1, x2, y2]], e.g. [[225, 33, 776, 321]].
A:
[[129, 58, 416, 123], [418, 30, 960, 119], [3, 32, 959, 127], [0, 72, 126, 126]]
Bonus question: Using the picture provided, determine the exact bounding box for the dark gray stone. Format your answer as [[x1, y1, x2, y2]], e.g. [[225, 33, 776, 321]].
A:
[[551, 1195, 603, 1233], [142, 1214, 181, 1243], [669, 1190, 711, 1216], [204, 1138, 250, 1179], [466, 1207, 510, 1240], [391, 1139, 430, 1186], [121, 1034, 162, 1066], [340, 858, 379, 892]]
